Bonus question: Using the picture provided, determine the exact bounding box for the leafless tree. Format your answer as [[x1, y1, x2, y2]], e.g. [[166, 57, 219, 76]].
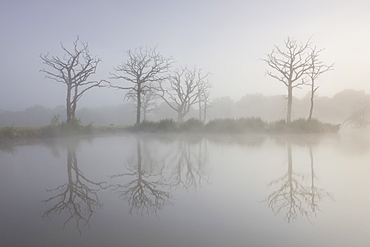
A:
[[306, 48, 334, 121], [343, 99, 370, 128], [42, 146, 105, 234], [125, 82, 159, 121], [198, 80, 212, 123], [263, 37, 312, 123], [159, 66, 209, 122], [40, 37, 107, 124], [110, 47, 173, 125]]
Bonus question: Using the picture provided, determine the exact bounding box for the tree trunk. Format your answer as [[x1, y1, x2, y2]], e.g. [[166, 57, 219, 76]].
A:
[[198, 100, 202, 122], [287, 86, 293, 123], [203, 104, 207, 123], [136, 85, 141, 125], [307, 80, 315, 122], [66, 86, 72, 124]]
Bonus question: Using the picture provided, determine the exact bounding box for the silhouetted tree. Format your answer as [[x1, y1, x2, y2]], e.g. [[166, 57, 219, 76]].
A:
[[159, 66, 209, 122], [343, 99, 370, 128], [110, 47, 173, 125], [198, 80, 212, 123], [125, 82, 159, 121], [264, 37, 312, 123], [306, 47, 334, 121], [40, 37, 107, 124]]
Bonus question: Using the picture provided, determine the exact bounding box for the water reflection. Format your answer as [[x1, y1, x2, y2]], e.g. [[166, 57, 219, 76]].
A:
[[109, 135, 210, 215], [166, 137, 209, 190], [265, 140, 331, 222], [109, 138, 172, 215], [42, 141, 105, 234]]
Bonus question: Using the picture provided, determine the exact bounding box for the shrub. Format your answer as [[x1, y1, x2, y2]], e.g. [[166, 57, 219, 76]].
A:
[[157, 119, 178, 132], [205, 118, 266, 133], [180, 118, 204, 132], [0, 125, 17, 138]]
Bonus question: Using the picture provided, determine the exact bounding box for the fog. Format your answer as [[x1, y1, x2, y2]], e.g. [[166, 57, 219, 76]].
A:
[[1, 89, 369, 127], [2, 1, 370, 114]]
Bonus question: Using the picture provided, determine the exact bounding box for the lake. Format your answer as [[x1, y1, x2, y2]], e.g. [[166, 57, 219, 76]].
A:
[[1, 130, 370, 247]]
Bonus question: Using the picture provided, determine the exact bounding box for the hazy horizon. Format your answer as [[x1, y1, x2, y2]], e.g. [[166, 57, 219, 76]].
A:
[[2, 0, 370, 111]]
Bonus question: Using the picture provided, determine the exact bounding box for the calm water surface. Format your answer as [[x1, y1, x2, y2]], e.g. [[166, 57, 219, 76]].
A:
[[1, 130, 370, 247]]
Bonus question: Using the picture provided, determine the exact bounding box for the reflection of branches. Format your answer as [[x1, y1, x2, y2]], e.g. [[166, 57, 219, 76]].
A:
[[306, 145, 332, 215], [266, 144, 310, 222], [110, 139, 171, 215], [166, 139, 209, 190], [43, 146, 105, 234], [265, 143, 331, 223]]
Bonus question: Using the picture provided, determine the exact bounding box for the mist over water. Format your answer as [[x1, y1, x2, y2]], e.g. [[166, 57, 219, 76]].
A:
[[1, 130, 370, 246]]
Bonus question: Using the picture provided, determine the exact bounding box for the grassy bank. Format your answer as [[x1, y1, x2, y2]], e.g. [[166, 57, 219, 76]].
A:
[[0, 117, 340, 140], [129, 117, 340, 134]]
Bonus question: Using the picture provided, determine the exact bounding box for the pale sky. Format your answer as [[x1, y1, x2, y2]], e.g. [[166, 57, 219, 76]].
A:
[[1, 0, 370, 111]]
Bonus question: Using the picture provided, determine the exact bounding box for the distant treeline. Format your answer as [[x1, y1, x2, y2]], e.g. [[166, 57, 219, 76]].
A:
[[1, 89, 369, 127]]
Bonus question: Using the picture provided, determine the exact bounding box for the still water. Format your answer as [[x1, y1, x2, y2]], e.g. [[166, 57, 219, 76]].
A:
[[1, 131, 370, 247]]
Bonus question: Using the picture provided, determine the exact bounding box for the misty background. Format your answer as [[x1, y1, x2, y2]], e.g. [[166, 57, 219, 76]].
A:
[[2, 0, 370, 125], [1, 89, 368, 126]]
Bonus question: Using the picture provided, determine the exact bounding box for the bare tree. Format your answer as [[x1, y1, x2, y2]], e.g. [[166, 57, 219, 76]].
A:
[[264, 37, 312, 123], [110, 47, 173, 125], [125, 82, 159, 121], [159, 66, 209, 122], [343, 99, 370, 128], [306, 48, 334, 121], [40, 37, 107, 124], [198, 80, 212, 123]]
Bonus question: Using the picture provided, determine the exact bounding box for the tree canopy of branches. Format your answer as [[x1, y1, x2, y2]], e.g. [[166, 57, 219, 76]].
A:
[[306, 47, 334, 121], [159, 66, 209, 122], [264, 37, 313, 123], [110, 47, 173, 125], [40, 37, 107, 124]]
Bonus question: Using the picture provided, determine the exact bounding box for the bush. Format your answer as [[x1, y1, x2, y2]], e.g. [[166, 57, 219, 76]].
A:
[[157, 119, 178, 132], [0, 125, 17, 138], [205, 118, 266, 133], [179, 118, 204, 132], [269, 118, 340, 133]]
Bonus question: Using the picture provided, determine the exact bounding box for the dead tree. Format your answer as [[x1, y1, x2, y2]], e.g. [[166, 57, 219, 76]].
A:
[[40, 37, 107, 124], [198, 80, 212, 123], [264, 37, 312, 123], [306, 48, 334, 121], [110, 47, 173, 125], [159, 66, 209, 122], [125, 82, 159, 121]]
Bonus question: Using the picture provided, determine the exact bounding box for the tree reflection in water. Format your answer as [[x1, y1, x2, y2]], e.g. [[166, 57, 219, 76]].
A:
[[109, 135, 209, 215], [265, 141, 331, 223], [109, 138, 172, 215], [166, 137, 209, 190], [42, 143, 105, 234]]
